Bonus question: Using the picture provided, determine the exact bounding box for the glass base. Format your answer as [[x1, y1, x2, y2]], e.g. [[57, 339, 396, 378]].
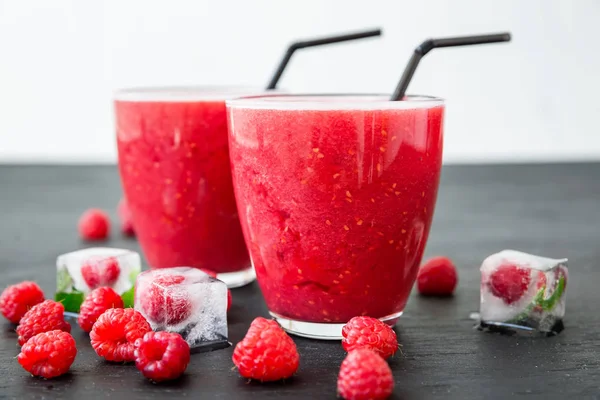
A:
[[270, 311, 403, 340], [216, 266, 256, 288]]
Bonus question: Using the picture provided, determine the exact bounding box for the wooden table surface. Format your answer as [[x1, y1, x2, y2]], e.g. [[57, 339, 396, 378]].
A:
[[0, 164, 599, 399]]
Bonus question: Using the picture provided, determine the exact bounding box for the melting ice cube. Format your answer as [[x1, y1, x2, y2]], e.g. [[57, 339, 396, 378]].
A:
[[134, 267, 229, 351], [56, 247, 141, 313], [479, 250, 568, 335]]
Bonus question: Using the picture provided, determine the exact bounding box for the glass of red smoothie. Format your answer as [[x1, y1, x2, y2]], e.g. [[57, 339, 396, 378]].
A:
[[227, 94, 445, 338], [115, 86, 260, 288]]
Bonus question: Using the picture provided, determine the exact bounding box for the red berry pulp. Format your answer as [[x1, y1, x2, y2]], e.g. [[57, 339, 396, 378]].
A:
[[228, 96, 444, 322], [115, 92, 250, 273]]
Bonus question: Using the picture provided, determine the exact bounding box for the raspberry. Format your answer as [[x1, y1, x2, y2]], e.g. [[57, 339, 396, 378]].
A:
[[232, 317, 299, 381], [78, 287, 124, 333], [81, 257, 121, 289], [337, 349, 394, 400], [140, 275, 191, 325], [90, 308, 151, 362], [488, 264, 531, 304], [134, 331, 190, 382], [341, 316, 398, 359], [18, 330, 77, 379], [118, 198, 135, 237], [16, 300, 71, 346], [78, 208, 110, 241], [0, 281, 45, 324], [417, 256, 458, 296], [201, 269, 232, 311]]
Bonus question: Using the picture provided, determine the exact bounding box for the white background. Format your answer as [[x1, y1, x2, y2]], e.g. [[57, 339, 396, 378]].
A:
[[0, 0, 598, 164]]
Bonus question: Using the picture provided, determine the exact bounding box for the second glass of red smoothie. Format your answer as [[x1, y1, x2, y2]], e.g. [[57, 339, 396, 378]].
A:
[[115, 87, 258, 288], [227, 94, 445, 338]]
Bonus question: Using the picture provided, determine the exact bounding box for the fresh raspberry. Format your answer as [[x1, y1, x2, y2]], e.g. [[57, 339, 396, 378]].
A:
[[342, 316, 398, 359], [337, 349, 394, 400], [232, 317, 299, 381], [81, 257, 121, 289], [488, 264, 531, 304], [417, 256, 458, 296], [201, 269, 232, 312], [134, 331, 190, 382], [0, 281, 45, 324], [78, 208, 110, 241], [16, 300, 71, 346], [118, 198, 135, 237], [78, 287, 124, 333], [140, 275, 191, 325], [18, 330, 77, 379], [90, 308, 151, 362]]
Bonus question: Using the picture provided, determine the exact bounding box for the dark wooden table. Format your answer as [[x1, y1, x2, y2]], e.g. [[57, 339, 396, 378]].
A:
[[0, 164, 599, 399]]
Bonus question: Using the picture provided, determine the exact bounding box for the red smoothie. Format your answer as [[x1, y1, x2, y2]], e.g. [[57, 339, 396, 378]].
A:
[[227, 95, 444, 331], [115, 87, 254, 287]]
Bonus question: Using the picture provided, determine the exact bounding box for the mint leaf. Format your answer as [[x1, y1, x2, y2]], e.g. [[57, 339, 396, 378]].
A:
[[55, 291, 85, 313], [56, 267, 73, 293], [507, 293, 541, 325], [507, 275, 566, 324], [121, 285, 135, 308], [539, 275, 566, 312]]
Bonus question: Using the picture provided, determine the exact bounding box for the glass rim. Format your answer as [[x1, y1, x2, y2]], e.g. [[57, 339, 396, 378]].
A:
[[113, 85, 267, 102], [226, 94, 444, 110]]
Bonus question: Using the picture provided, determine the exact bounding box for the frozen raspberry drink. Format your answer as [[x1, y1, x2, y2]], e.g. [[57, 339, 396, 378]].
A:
[[227, 94, 444, 338], [115, 87, 257, 287]]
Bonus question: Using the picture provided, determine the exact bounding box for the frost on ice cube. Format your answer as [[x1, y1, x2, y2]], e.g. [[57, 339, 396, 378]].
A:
[[479, 250, 568, 335], [134, 267, 229, 351], [56, 247, 141, 313]]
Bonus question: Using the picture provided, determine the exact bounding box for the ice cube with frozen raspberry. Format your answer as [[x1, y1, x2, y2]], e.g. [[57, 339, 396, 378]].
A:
[[479, 250, 568, 335], [56, 247, 141, 313], [134, 267, 229, 351]]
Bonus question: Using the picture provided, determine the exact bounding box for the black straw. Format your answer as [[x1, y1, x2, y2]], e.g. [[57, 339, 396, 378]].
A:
[[391, 32, 511, 101], [267, 28, 382, 90]]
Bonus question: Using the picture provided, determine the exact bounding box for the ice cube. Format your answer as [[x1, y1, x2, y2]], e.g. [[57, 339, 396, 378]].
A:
[[479, 250, 568, 335], [56, 247, 141, 313], [134, 267, 229, 351]]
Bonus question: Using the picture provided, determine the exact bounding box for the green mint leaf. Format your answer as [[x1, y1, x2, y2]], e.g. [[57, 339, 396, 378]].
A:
[[121, 285, 135, 308], [538, 275, 566, 312], [507, 286, 545, 324], [507, 274, 566, 324], [55, 290, 85, 313]]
